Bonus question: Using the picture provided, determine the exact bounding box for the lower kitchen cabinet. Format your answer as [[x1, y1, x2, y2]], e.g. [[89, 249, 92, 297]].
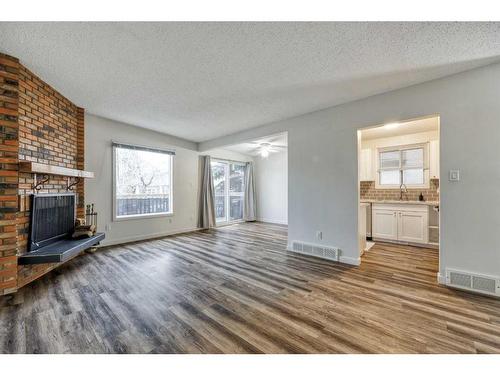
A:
[[372, 208, 398, 241], [372, 204, 428, 244]]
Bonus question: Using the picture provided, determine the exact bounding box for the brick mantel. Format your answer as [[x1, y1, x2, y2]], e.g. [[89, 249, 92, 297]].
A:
[[0, 52, 86, 295]]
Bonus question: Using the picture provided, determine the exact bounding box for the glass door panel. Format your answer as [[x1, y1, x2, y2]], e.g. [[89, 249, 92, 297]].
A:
[[211, 160, 245, 224], [229, 163, 245, 221], [211, 161, 227, 223]]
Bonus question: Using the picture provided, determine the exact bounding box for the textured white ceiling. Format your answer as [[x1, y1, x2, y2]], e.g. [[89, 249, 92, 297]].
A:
[[1, 22, 500, 142], [223, 132, 287, 156]]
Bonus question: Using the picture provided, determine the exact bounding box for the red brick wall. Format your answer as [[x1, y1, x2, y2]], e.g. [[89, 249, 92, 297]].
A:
[[360, 179, 439, 202], [0, 52, 85, 295]]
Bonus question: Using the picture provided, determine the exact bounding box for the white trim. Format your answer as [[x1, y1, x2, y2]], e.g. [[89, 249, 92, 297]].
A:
[[437, 272, 446, 285], [339, 255, 361, 266], [99, 227, 201, 247], [257, 217, 288, 225], [111, 140, 176, 155], [113, 212, 174, 222]]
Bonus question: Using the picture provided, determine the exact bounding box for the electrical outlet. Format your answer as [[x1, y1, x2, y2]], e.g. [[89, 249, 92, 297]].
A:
[[316, 231, 322, 240], [449, 169, 460, 182]]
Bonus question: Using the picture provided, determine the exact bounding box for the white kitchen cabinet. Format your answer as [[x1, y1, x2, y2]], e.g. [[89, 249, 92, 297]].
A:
[[360, 148, 374, 181], [372, 208, 398, 240], [372, 203, 428, 244], [429, 140, 439, 179], [397, 210, 428, 243]]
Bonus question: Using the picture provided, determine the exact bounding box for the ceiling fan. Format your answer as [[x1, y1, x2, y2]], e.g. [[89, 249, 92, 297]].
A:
[[248, 137, 287, 158]]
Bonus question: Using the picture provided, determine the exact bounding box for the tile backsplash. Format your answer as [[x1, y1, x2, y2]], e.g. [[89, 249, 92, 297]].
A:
[[360, 179, 439, 202]]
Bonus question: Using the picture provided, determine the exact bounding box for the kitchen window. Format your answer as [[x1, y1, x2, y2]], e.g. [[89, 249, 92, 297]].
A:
[[211, 160, 245, 224], [113, 142, 174, 220], [376, 143, 428, 189]]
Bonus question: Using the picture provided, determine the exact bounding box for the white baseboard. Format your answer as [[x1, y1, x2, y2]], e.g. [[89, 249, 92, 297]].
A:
[[257, 217, 288, 225], [437, 272, 446, 285], [339, 255, 361, 266], [100, 227, 201, 247]]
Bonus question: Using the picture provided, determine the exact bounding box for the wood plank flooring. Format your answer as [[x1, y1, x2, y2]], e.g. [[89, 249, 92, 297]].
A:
[[1, 222, 500, 353]]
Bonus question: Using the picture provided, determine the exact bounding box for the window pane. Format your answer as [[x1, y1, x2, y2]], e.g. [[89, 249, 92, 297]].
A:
[[229, 196, 243, 221], [379, 150, 400, 169], [380, 170, 400, 185], [402, 148, 423, 168], [115, 147, 171, 217], [229, 164, 245, 193], [403, 168, 424, 185], [215, 196, 226, 222], [211, 162, 226, 194]]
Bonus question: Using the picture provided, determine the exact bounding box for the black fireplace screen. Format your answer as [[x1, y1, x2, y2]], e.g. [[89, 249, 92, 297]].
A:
[[29, 193, 76, 252]]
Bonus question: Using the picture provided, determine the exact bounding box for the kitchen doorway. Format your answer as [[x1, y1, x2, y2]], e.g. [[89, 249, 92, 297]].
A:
[[357, 115, 440, 276]]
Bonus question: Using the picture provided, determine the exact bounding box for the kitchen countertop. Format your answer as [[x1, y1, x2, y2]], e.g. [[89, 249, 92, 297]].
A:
[[361, 199, 439, 206]]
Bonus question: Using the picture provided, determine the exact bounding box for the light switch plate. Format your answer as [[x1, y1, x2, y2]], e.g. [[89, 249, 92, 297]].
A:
[[449, 169, 460, 181]]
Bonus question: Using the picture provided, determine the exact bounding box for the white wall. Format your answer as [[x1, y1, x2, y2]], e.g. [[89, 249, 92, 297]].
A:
[[199, 62, 500, 276], [85, 114, 250, 246], [254, 150, 288, 225]]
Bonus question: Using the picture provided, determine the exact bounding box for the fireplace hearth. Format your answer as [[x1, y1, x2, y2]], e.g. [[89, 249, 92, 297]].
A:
[[18, 193, 105, 265]]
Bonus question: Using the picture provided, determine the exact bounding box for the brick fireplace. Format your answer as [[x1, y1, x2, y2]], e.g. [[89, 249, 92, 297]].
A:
[[0, 52, 85, 295]]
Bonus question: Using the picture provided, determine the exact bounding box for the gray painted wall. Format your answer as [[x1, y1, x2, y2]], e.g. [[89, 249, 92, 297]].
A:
[[200, 62, 500, 277], [85, 114, 251, 246]]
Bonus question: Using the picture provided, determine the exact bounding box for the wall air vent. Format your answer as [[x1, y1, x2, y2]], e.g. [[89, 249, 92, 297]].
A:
[[289, 241, 339, 262], [446, 269, 500, 297]]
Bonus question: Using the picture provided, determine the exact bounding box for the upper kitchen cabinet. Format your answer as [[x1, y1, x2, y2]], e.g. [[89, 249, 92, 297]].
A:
[[429, 139, 439, 179], [360, 148, 374, 181]]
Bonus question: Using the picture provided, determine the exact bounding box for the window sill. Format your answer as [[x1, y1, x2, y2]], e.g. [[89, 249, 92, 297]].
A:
[[374, 185, 430, 190], [113, 212, 174, 222]]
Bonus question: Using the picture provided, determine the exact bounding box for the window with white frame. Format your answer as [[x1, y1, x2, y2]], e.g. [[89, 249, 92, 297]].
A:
[[377, 143, 428, 188], [113, 143, 174, 219]]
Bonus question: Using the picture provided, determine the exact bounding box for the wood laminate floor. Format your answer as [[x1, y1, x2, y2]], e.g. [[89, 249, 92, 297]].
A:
[[1, 222, 500, 353]]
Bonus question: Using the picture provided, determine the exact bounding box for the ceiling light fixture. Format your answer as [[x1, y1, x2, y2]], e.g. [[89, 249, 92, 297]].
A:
[[260, 143, 271, 158]]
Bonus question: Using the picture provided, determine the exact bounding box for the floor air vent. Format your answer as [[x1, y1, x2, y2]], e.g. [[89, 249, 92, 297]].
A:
[[289, 241, 339, 261], [446, 269, 500, 296]]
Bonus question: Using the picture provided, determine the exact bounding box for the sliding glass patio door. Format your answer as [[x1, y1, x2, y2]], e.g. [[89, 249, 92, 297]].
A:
[[211, 160, 245, 224]]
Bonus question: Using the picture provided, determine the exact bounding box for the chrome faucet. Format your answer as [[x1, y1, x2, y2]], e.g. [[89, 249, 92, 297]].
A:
[[399, 183, 408, 200]]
